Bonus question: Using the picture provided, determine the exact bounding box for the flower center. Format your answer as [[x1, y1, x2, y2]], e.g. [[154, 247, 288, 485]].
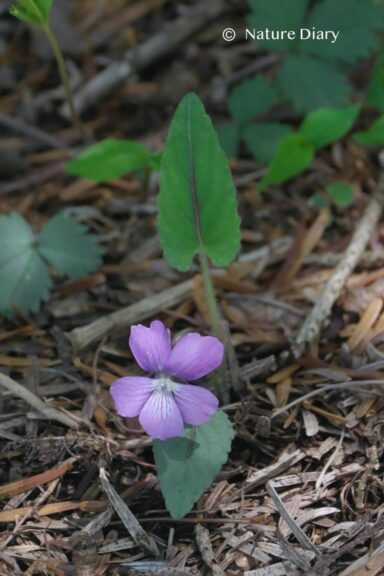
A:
[[153, 377, 179, 393]]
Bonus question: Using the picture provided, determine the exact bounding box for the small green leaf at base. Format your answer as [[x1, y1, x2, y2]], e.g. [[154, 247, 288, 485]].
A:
[[10, 0, 52, 25], [153, 411, 233, 519], [354, 115, 384, 145], [327, 182, 354, 207], [258, 134, 314, 192], [37, 214, 103, 280], [299, 105, 360, 150], [158, 92, 241, 271], [66, 139, 151, 182]]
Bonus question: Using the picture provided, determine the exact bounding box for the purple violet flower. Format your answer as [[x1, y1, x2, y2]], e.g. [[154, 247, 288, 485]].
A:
[[110, 320, 224, 440]]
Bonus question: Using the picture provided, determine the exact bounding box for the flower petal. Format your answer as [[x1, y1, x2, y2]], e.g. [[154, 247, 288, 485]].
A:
[[165, 333, 224, 380], [139, 390, 184, 440], [174, 384, 219, 426], [110, 377, 154, 417], [129, 320, 171, 373]]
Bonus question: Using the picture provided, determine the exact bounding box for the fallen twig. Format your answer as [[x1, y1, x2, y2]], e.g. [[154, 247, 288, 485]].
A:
[[64, 0, 227, 116], [293, 180, 384, 358], [99, 467, 159, 558], [0, 372, 79, 429], [66, 279, 194, 352], [266, 481, 319, 556], [195, 524, 226, 576]]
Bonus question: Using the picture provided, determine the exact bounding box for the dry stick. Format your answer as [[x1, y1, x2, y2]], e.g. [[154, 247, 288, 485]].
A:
[[66, 278, 193, 352], [0, 372, 79, 429], [99, 467, 159, 558], [62, 0, 226, 116], [293, 180, 384, 359], [195, 524, 226, 576], [266, 481, 319, 556]]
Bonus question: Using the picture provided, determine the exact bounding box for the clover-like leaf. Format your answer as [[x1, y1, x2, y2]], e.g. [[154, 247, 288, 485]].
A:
[[301, 0, 383, 65], [242, 122, 293, 165], [215, 122, 240, 159], [0, 213, 51, 318], [37, 213, 103, 280], [228, 75, 279, 124], [0, 212, 103, 318], [10, 0, 52, 26], [153, 411, 233, 519], [247, 0, 308, 52], [276, 54, 351, 113]]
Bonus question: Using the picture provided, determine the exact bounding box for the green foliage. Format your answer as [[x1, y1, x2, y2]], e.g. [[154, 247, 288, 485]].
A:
[[9, 0, 52, 25], [37, 214, 103, 279], [242, 122, 293, 165], [215, 123, 240, 159], [0, 212, 103, 318], [299, 105, 360, 149], [327, 182, 354, 207], [354, 115, 384, 145], [258, 134, 314, 192], [66, 139, 154, 182], [158, 92, 241, 271], [367, 53, 384, 112], [228, 75, 279, 124], [246, 0, 382, 113], [247, 0, 308, 51], [153, 411, 233, 519], [301, 0, 383, 65], [276, 55, 351, 113]]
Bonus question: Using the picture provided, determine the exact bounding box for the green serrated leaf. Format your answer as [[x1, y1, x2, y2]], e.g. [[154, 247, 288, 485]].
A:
[[215, 123, 240, 158], [65, 139, 150, 182], [153, 411, 233, 519], [158, 92, 241, 271], [354, 115, 384, 145], [258, 133, 314, 192], [247, 0, 308, 52], [228, 75, 279, 124], [301, 0, 382, 65], [276, 54, 351, 113], [327, 182, 354, 207], [299, 105, 360, 150], [242, 122, 293, 165], [10, 0, 52, 25], [367, 52, 384, 112], [0, 213, 51, 318], [37, 214, 103, 280]]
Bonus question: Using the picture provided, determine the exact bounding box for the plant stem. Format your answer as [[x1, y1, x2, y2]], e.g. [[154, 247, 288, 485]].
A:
[[199, 248, 222, 339], [43, 24, 87, 142], [199, 248, 228, 400]]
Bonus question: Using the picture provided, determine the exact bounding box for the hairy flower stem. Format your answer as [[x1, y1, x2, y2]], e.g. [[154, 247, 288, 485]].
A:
[[199, 248, 228, 400], [43, 24, 87, 143], [199, 248, 221, 337]]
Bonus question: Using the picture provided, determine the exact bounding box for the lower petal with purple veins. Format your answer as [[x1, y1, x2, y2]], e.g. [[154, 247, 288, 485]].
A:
[[139, 389, 184, 440], [174, 384, 219, 426], [110, 377, 155, 417]]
